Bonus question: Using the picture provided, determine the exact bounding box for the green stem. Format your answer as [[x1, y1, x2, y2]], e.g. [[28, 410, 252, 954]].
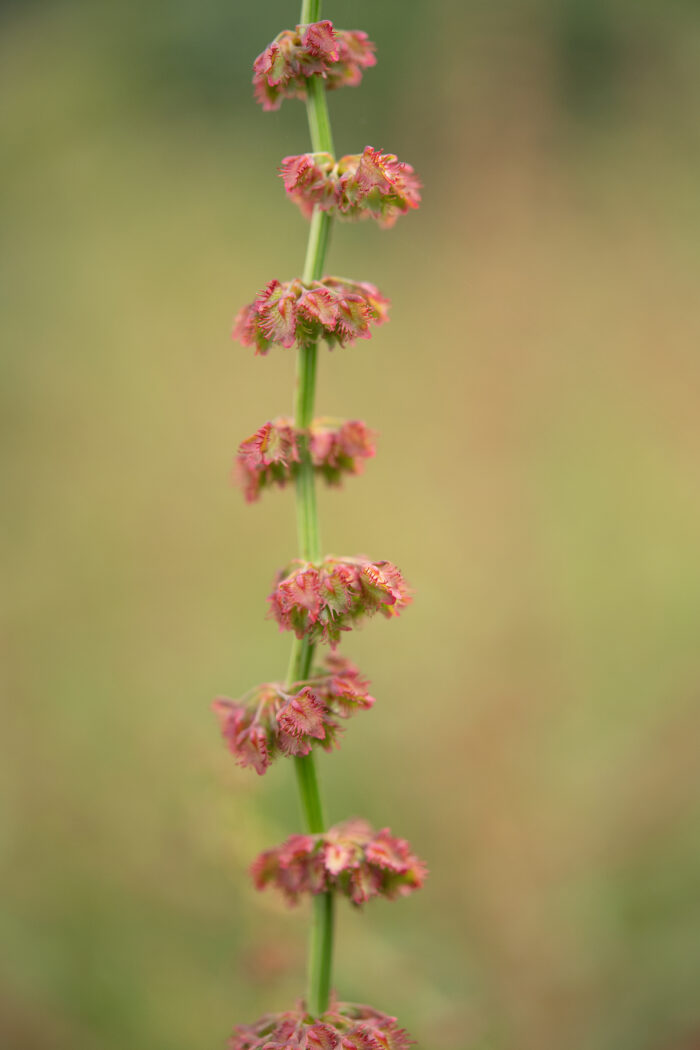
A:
[[286, 0, 337, 1018], [305, 75, 335, 157], [300, 0, 322, 29]]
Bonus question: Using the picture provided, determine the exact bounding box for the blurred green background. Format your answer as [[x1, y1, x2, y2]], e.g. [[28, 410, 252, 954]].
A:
[[3, 1, 700, 1048]]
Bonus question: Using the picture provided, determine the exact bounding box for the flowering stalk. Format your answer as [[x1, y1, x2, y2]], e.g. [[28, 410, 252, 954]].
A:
[[290, 13, 336, 1015], [218, 0, 424, 1042]]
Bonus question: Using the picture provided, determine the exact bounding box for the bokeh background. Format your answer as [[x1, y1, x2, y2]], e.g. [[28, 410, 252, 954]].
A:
[[3, 1, 700, 1048]]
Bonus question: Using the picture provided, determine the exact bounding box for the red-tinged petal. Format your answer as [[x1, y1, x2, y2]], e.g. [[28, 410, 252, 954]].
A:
[[321, 561, 361, 616], [254, 41, 287, 86], [353, 147, 394, 194], [231, 303, 259, 347], [236, 726, 270, 775], [233, 418, 300, 502], [297, 287, 338, 327], [250, 848, 278, 891], [365, 829, 412, 872], [306, 1023, 340, 1050], [237, 421, 272, 469], [258, 292, 298, 348], [279, 153, 335, 218], [277, 833, 316, 867], [276, 686, 327, 740], [276, 565, 322, 618], [260, 420, 297, 465], [334, 296, 373, 342], [336, 29, 377, 70], [301, 19, 339, 61], [323, 652, 361, 678], [354, 281, 391, 324], [255, 277, 283, 306], [276, 728, 313, 757], [323, 839, 360, 876], [308, 427, 336, 466], [395, 859, 428, 894], [360, 561, 411, 611], [280, 153, 313, 192], [348, 865, 381, 906], [211, 697, 247, 738], [212, 699, 271, 774], [330, 675, 376, 716], [337, 420, 377, 461]]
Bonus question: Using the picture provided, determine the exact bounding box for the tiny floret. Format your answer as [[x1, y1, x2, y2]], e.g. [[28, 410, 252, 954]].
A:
[[212, 656, 375, 775], [268, 556, 412, 647], [251, 819, 427, 906], [235, 417, 377, 502], [233, 277, 389, 355], [281, 147, 422, 227], [253, 22, 376, 111]]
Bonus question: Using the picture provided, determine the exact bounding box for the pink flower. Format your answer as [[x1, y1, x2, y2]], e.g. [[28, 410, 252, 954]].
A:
[[251, 819, 427, 907], [268, 557, 412, 647], [276, 686, 327, 740], [229, 998, 413, 1050], [235, 417, 377, 502], [233, 278, 389, 355], [253, 23, 376, 111], [281, 147, 422, 227], [212, 657, 375, 775], [234, 419, 299, 501]]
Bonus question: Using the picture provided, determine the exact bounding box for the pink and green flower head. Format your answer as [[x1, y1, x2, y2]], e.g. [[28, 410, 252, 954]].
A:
[[253, 22, 376, 111], [235, 417, 377, 502], [233, 277, 389, 355], [281, 148, 422, 228], [268, 556, 412, 647], [251, 819, 427, 906], [212, 656, 375, 775], [230, 998, 413, 1050]]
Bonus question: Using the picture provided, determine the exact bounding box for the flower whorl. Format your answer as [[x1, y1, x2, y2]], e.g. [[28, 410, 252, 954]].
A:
[[252, 819, 427, 907], [235, 418, 377, 502], [281, 148, 422, 228], [268, 557, 412, 647], [233, 277, 390, 355], [253, 21, 376, 111], [212, 656, 375, 776]]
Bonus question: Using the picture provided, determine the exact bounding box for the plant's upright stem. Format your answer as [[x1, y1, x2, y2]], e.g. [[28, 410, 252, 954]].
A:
[[285, 0, 336, 1019], [300, 0, 322, 30]]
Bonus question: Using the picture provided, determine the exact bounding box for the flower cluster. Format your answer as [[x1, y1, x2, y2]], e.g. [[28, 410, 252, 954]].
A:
[[268, 557, 411, 647], [235, 418, 377, 502], [212, 656, 375, 776], [233, 277, 390, 355], [281, 148, 422, 228], [253, 21, 376, 111], [252, 819, 427, 907], [230, 998, 413, 1050]]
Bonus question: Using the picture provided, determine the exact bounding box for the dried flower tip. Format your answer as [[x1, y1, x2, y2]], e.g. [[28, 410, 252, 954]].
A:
[[235, 417, 377, 502], [233, 277, 390, 355], [212, 656, 375, 775], [251, 819, 427, 907], [281, 147, 422, 227], [253, 22, 376, 111], [268, 556, 412, 648], [229, 997, 413, 1050]]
